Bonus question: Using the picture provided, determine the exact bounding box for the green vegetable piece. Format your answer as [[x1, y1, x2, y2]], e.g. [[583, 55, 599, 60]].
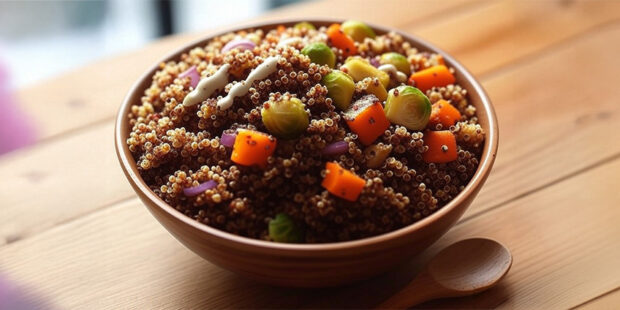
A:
[[341, 20, 376, 42], [384, 85, 432, 130], [322, 70, 355, 110], [294, 21, 316, 31], [342, 57, 390, 88], [301, 42, 336, 68], [380, 52, 411, 75], [269, 213, 303, 243], [261, 96, 309, 139]]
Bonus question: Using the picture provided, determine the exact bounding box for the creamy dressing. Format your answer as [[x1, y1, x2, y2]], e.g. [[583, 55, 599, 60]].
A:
[[217, 56, 280, 110], [378, 64, 408, 83], [183, 64, 230, 107]]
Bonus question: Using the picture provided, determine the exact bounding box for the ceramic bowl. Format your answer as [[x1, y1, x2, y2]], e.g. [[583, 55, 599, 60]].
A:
[[115, 19, 498, 287]]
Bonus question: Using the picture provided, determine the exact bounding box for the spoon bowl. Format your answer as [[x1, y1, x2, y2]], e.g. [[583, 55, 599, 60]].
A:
[[428, 238, 512, 294], [378, 238, 512, 309]]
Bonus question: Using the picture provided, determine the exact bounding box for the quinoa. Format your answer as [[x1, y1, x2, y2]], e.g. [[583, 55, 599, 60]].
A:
[[126, 22, 484, 243]]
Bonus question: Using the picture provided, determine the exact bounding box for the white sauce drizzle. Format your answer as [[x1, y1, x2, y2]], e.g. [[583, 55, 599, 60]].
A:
[[182, 64, 230, 107], [378, 64, 408, 83], [217, 56, 280, 110]]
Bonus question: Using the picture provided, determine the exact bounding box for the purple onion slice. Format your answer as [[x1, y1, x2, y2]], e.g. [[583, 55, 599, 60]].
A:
[[183, 180, 217, 197], [179, 65, 200, 88], [322, 141, 348, 156], [221, 131, 237, 148], [221, 39, 256, 53]]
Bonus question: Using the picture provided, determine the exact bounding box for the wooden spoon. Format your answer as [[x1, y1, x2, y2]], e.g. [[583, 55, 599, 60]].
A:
[[377, 238, 512, 309]]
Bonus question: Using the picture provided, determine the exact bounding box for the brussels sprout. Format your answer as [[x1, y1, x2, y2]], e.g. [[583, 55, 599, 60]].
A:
[[380, 52, 411, 75], [359, 77, 388, 101], [341, 20, 376, 42], [322, 70, 355, 110], [261, 96, 309, 139], [269, 213, 303, 243], [342, 57, 390, 88], [364, 143, 393, 168], [384, 85, 431, 130], [294, 21, 316, 31], [301, 42, 336, 68]]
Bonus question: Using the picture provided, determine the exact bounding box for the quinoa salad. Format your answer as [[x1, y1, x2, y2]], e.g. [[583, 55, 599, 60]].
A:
[[126, 21, 485, 243]]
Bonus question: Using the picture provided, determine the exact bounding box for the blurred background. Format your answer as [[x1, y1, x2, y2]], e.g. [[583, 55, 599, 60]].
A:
[[0, 0, 307, 88], [0, 0, 308, 156]]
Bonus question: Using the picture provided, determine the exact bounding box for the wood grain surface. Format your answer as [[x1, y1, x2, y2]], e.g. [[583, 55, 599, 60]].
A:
[[577, 288, 620, 310], [1, 0, 619, 308]]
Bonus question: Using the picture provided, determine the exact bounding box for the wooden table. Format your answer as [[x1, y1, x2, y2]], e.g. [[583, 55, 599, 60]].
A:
[[2, 0, 619, 308]]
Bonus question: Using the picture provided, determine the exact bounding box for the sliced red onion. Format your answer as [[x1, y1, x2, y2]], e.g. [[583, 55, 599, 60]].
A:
[[183, 180, 217, 197], [322, 141, 348, 156], [221, 39, 256, 53], [221, 131, 237, 147], [179, 65, 200, 88], [370, 57, 380, 68]]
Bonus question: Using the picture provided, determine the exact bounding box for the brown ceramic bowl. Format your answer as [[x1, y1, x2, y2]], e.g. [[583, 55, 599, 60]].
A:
[[115, 19, 498, 287]]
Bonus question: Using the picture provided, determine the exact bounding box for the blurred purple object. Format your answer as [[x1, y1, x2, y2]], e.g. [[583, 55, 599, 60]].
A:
[[0, 57, 36, 155], [0, 275, 40, 310]]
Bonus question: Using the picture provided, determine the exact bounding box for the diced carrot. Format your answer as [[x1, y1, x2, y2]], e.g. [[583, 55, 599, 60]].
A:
[[423, 130, 458, 163], [344, 96, 391, 145], [231, 129, 277, 168], [326, 24, 357, 57], [436, 54, 445, 66], [321, 162, 366, 201], [276, 25, 286, 34], [428, 99, 461, 129], [408, 65, 456, 92]]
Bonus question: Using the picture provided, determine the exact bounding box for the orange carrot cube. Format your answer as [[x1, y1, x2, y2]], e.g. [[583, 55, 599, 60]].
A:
[[231, 129, 277, 168], [408, 65, 456, 92], [344, 95, 391, 145], [326, 24, 357, 57], [429, 99, 462, 128], [423, 130, 458, 163], [321, 162, 366, 202]]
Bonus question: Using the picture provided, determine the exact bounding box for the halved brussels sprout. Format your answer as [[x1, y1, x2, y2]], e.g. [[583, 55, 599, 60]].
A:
[[269, 213, 303, 243], [384, 85, 431, 130], [294, 21, 316, 31], [261, 96, 309, 139], [322, 70, 355, 110], [301, 42, 336, 68], [380, 52, 411, 75], [342, 57, 389, 88], [341, 20, 376, 42]]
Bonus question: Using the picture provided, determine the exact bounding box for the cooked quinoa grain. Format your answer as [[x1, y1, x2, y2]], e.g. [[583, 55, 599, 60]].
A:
[[127, 21, 484, 243]]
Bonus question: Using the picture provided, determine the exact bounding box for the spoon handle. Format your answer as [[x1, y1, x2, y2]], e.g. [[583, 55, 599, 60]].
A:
[[376, 271, 442, 309]]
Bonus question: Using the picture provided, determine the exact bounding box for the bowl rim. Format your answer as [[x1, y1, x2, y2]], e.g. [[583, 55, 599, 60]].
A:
[[115, 18, 499, 252]]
